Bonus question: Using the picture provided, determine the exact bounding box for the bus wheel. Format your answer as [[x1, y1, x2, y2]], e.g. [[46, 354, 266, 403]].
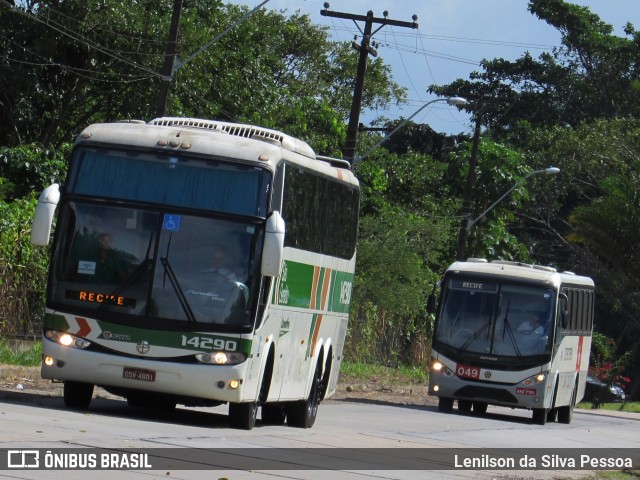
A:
[[547, 408, 558, 423], [458, 400, 473, 414], [438, 397, 454, 413], [472, 402, 488, 415], [63, 381, 94, 410], [532, 408, 548, 425], [261, 403, 286, 425], [558, 385, 577, 424], [229, 402, 258, 430], [287, 361, 322, 428]]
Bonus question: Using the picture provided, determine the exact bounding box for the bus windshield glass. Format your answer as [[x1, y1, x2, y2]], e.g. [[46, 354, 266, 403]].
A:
[[435, 278, 555, 357], [67, 147, 270, 217], [47, 145, 273, 330]]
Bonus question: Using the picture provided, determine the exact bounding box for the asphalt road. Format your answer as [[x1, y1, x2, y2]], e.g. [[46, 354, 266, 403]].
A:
[[0, 385, 638, 480]]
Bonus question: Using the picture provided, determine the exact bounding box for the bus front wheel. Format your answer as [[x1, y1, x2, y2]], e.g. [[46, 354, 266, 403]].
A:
[[438, 397, 454, 413], [63, 381, 94, 410], [557, 384, 577, 424], [229, 401, 258, 430], [532, 408, 548, 425]]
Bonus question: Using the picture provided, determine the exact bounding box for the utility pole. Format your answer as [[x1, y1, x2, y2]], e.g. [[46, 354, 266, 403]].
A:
[[455, 112, 482, 260], [321, 7, 417, 164], [155, 0, 183, 118]]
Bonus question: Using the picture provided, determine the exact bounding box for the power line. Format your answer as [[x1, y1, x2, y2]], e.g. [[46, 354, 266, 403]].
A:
[[2, 0, 164, 78]]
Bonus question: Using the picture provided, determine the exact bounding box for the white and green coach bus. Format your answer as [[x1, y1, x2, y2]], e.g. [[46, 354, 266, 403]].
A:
[[428, 259, 595, 425], [30, 117, 360, 430]]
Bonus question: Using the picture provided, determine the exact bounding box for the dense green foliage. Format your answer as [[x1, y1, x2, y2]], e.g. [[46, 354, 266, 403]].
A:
[[1, 0, 639, 396]]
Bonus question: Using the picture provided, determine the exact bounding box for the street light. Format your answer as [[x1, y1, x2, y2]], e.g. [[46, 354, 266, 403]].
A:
[[466, 167, 560, 230], [352, 96, 468, 167]]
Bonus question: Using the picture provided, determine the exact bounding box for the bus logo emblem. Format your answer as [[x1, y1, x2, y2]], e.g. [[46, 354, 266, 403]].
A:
[[136, 341, 151, 354]]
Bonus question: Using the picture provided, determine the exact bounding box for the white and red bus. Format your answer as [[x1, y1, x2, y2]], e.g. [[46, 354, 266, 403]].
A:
[[429, 259, 594, 425]]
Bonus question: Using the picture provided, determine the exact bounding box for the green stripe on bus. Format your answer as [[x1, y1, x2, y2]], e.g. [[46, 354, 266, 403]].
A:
[[274, 260, 353, 313]]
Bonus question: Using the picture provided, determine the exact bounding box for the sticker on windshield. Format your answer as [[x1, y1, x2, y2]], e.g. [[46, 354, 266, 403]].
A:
[[163, 214, 181, 232], [77, 260, 96, 275]]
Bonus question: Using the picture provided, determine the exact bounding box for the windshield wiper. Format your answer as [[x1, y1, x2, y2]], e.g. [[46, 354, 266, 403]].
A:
[[458, 321, 492, 354], [502, 300, 522, 357], [160, 257, 196, 324]]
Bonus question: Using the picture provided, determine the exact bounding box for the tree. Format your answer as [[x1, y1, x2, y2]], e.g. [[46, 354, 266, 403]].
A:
[[0, 0, 405, 153], [429, 0, 640, 137]]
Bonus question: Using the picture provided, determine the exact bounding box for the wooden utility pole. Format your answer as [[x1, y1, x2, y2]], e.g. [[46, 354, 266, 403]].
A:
[[321, 7, 417, 164], [455, 113, 482, 260], [155, 0, 183, 118]]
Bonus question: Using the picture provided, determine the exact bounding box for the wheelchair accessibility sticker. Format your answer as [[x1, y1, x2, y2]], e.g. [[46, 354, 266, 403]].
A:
[[163, 214, 181, 232]]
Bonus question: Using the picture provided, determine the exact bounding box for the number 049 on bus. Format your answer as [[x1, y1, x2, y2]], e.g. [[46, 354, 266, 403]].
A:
[[456, 364, 480, 380]]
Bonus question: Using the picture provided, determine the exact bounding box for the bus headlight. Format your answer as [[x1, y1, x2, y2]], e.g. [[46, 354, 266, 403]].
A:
[[522, 372, 547, 386], [45, 330, 91, 349], [431, 360, 453, 376], [196, 351, 247, 365]]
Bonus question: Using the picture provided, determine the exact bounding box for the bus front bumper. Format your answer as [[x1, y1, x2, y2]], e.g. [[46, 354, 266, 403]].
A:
[[41, 338, 249, 403]]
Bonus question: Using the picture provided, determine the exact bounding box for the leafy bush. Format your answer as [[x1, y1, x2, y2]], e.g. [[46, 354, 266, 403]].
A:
[[0, 196, 50, 337]]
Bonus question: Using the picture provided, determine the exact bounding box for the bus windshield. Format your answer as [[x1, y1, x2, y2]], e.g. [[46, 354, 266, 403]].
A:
[[435, 278, 556, 357], [50, 202, 263, 331]]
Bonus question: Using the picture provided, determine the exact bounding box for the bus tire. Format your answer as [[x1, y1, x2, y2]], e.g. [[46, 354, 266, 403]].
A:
[[472, 401, 488, 415], [438, 397, 454, 413], [458, 399, 473, 414], [532, 408, 548, 425], [261, 403, 286, 425], [63, 381, 94, 410], [287, 360, 322, 428], [558, 383, 577, 424], [229, 401, 258, 430]]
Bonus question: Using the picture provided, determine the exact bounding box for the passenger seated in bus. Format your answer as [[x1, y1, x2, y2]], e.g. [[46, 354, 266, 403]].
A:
[[517, 312, 546, 335]]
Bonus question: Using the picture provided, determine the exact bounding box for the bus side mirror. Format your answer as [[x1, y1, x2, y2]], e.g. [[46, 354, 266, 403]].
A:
[[261, 210, 285, 277], [558, 293, 569, 328], [31, 184, 60, 246]]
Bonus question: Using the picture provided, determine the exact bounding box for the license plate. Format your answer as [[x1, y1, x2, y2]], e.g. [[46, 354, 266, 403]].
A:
[[516, 387, 536, 396], [123, 367, 156, 382], [455, 363, 481, 380]]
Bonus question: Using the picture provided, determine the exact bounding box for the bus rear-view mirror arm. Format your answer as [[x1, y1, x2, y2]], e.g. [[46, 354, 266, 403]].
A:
[[261, 210, 285, 277], [31, 184, 60, 246]]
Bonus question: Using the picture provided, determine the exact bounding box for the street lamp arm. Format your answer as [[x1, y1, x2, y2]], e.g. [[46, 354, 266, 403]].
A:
[[466, 167, 560, 230], [352, 96, 467, 167]]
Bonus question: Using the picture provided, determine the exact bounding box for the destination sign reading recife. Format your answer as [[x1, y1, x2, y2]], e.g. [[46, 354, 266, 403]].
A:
[[65, 290, 136, 308]]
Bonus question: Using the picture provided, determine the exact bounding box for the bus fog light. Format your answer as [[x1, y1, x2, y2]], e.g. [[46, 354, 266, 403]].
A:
[[433, 385, 440, 392], [228, 379, 241, 389], [44, 356, 54, 366]]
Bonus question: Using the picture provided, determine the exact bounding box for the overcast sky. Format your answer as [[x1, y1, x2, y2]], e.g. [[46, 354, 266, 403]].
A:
[[226, 1, 639, 135]]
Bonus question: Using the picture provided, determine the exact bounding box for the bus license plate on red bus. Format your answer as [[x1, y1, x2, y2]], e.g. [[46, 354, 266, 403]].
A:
[[123, 367, 156, 382], [455, 364, 480, 380]]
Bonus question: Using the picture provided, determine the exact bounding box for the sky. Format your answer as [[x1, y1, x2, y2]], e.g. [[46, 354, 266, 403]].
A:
[[226, 0, 639, 135]]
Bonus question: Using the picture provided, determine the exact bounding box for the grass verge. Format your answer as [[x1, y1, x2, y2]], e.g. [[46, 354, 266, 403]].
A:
[[340, 361, 428, 385], [0, 339, 41, 367]]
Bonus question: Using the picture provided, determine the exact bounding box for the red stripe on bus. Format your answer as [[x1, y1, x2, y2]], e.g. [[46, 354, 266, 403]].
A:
[[576, 336, 584, 371]]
